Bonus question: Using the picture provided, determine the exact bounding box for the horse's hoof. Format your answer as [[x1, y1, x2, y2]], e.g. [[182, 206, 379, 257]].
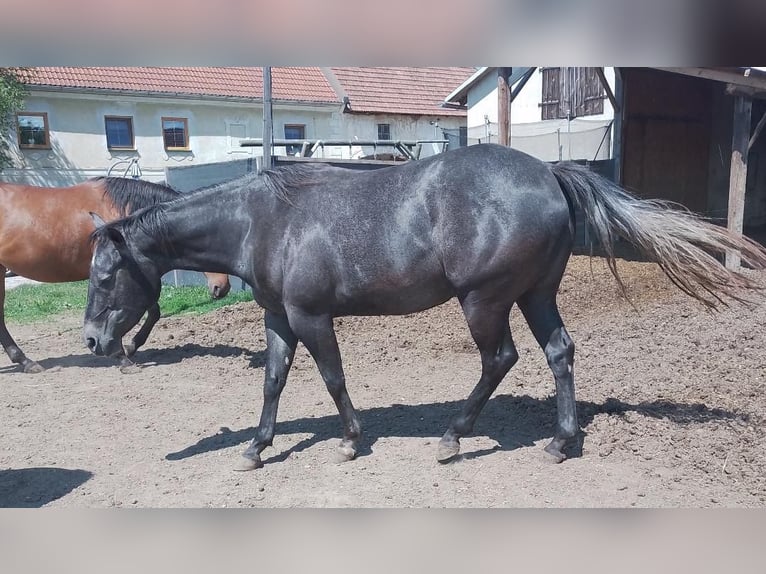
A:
[[119, 363, 142, 375], [333, 444, 357, 463], [124, 343, 137, 358], [543, 440, 568, 464], [436, 439, 460, 463], [23, 361, 45, 374], [234, 455, 263, 472]]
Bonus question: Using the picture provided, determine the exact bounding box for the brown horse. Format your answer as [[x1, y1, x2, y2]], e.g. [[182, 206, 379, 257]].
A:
[[0, 177, 231, 373]]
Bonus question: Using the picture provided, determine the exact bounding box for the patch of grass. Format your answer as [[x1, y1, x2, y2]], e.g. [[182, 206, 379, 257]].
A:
[[4, 281, 253, 324], [5, 281, 89, 323], [158, 285, 253, 316]]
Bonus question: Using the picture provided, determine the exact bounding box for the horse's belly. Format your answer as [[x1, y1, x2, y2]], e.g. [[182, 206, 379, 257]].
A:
[[333, 272, 455, 316], [0, 225, 92, 282]]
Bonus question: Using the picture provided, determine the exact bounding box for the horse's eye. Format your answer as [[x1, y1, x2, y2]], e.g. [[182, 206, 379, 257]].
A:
[[97, 272, 112, 283]]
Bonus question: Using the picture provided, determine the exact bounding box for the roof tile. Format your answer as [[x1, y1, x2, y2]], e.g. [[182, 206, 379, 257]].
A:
[[20, 67, 339, 104], [18, 67, 473, 116], [330, 67, 474, 116]]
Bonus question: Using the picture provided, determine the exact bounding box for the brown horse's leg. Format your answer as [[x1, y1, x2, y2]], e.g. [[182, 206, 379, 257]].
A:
[[0, 266, 44, 373], [438, 295, 518, 462]]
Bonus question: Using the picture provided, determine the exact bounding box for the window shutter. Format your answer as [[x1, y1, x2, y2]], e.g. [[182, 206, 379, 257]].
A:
[[540, 67, 561, 120]]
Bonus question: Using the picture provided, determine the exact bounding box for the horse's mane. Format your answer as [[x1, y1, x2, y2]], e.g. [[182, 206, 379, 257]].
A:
[[193, 163, 345, 205], [96, 177, 181, 216], [90, 163, 348, 249], [260, 163, 343, 204], [91, 203, 173, 254]]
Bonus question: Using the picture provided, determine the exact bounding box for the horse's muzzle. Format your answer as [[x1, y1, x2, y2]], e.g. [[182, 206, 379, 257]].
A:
[[211, 282, 231, 299], [83, 324, 121, 357]]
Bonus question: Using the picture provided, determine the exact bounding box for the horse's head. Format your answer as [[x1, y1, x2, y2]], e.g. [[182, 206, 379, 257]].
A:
[[83, 213, 161, 358]]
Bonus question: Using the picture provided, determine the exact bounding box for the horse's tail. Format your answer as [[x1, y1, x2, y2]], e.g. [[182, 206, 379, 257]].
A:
[[550, 161, 766, 309]]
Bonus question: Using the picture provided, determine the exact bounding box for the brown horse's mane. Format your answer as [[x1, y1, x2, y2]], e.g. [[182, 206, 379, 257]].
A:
[[95, 177, 182, 217]]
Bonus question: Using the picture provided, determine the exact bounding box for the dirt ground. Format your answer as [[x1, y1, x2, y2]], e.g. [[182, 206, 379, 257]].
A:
[[0, 255, 764, 507]]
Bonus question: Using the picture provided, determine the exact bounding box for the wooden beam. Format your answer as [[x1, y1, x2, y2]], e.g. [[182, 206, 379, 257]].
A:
[[725, 83, 766, 101], [595, 67, 620, 112], [497, 67, 511, 147], [725, 94, 752, 269], [656, 67, 766, 92], [749, 111, 766, 151], [510, 67, 536, 103]]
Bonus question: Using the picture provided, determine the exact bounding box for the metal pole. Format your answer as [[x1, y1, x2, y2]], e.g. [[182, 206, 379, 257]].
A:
[[262, 66, 274, 170]]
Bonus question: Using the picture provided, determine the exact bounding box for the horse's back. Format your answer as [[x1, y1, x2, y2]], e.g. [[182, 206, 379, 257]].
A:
[[0, 180, 116, 281]]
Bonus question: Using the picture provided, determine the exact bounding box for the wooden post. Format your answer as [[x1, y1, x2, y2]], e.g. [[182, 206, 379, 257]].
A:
[[725, 94, 752, 269], [497, 67, 511, 147], [262, 66, 274, 171]]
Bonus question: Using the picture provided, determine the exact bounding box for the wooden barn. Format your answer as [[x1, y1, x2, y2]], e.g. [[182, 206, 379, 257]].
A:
[[614, 67, 766, 266]]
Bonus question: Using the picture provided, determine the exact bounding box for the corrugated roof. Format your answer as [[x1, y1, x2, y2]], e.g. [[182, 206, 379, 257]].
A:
[[20, 67, 339, 104], [329, 67, 474, 116]]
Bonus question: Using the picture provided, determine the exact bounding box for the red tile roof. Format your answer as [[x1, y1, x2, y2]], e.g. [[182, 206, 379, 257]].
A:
[[329, 67, 474, 116], [20, 67, 339, 104], [19, 67, 473, 116]]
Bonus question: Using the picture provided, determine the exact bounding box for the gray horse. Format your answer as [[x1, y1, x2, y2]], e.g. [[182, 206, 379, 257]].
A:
[[82, 144, 766, 470]]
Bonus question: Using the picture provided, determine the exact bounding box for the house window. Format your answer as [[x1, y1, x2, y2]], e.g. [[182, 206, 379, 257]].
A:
[[105, 116, 134, 149], [162, 117, 189, 150], [541, 67, 605, 120], [377, 123, 391, 140], [17, 112, 50, 149], [284, 124, 305, 156]]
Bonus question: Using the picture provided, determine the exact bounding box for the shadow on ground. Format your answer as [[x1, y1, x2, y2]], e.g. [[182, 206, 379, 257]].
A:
[[0, 343, 266, 373], [166, 393, 743, 465], [0, 467, 92, 507]]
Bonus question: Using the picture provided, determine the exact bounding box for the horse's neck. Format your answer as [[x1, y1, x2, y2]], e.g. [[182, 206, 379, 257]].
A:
[[147, 190, 250, 277]]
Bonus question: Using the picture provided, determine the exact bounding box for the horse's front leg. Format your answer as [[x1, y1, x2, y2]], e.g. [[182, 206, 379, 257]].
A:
[[285, 306, 362, 463], [123, 302, 160, 358], [238, 310, 298, 471], [112, 303, 160, 374], [0, 270, 44, 373]]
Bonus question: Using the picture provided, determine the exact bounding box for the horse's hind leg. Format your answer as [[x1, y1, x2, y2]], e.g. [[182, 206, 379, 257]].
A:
[[438, 296, 518, 462], [517, 291, 578, 462], [0, 267, 44, 373]]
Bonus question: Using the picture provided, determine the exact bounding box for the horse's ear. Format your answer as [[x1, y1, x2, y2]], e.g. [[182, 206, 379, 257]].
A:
[[106, 227, 126, 246], [90, 212, 107, 229], [90, 212, 126, 246]]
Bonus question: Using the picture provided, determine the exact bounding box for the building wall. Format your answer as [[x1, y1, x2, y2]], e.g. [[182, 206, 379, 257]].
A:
[[2, 90, 465, 186], [2, 90, 343, 186]]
